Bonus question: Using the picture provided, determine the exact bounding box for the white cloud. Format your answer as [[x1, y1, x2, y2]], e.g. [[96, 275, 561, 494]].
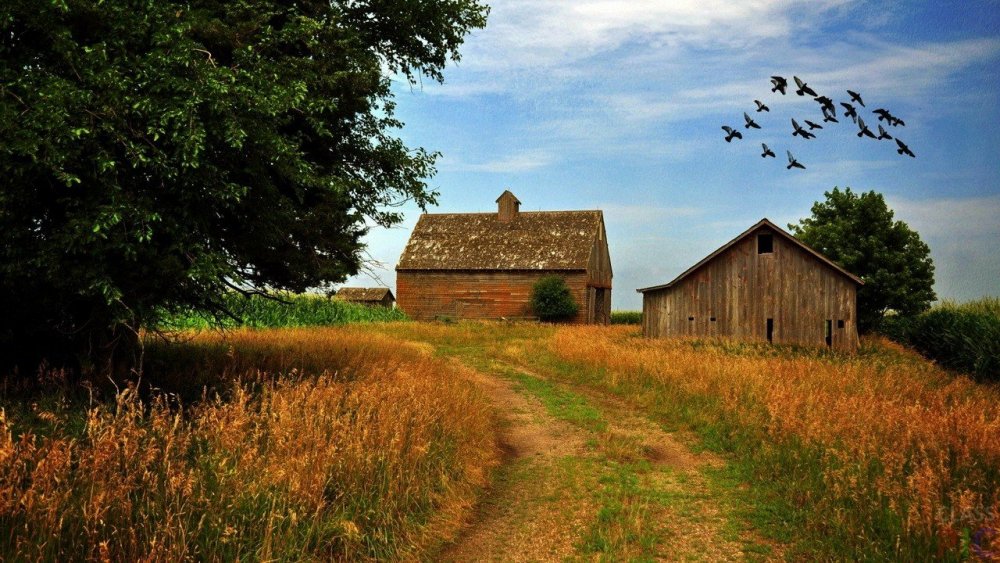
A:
[[888, 194, 1000, 238], [439, 150, 555, 173]]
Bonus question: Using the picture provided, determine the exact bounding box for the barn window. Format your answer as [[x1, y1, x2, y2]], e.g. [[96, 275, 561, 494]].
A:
[[757, 233, 773, 254], [838, 319, 845, 329], [710, 317, 717, 322], [766, 318, 774, 343], [825, 320, 833, 347], [688, 316, 695, 321]]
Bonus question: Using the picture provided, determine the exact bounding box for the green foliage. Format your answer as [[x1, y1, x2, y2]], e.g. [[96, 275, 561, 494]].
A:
[[530, 275, 579, 322], [160, 292, 407, 330], [0, 0, 488, 374], [789, 187, 936, 333], [881, 298, 1000, 383], [610, 311, 642, 325]]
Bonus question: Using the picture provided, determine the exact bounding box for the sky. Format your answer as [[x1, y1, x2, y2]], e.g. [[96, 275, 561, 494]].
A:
[[341, 0, 1000, 311]]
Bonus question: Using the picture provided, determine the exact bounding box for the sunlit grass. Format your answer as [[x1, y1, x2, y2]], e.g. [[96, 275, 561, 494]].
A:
[[0, 327, 498, 561]]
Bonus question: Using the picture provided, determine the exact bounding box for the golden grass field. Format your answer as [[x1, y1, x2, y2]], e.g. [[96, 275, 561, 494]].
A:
[[0, 328, 498, 561], [1, 322, 998, 560]]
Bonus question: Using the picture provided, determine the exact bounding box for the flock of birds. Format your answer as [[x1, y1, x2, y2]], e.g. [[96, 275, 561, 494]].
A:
[[722, 76, 916, 170]]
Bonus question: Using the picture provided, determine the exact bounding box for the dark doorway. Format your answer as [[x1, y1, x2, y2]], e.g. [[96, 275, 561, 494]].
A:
[[766, 318, 774, 343], [825, 320, 833, 347], [593, 288, 609, 324]]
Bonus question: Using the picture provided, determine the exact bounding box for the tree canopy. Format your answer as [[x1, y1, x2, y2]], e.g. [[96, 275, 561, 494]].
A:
[[0, 0, 488, 374], [789, 187, 936, 333]]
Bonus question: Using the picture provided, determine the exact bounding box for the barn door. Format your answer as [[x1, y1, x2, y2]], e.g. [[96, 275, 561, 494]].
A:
[[594, 288, 609, 325]]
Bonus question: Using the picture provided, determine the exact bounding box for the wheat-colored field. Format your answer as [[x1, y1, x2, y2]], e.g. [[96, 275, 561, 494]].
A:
[[528, 325, 1000, 558], [2, 322, 998, 560], [0, 327, 498, 561]]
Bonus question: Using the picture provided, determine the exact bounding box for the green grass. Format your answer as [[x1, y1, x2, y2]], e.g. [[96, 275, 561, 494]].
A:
[[158, 291, 407, 329], [503, 367, 607, 433]]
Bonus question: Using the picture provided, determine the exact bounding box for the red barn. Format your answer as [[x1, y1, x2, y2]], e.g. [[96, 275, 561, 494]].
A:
[[396, 191, 612, 323]]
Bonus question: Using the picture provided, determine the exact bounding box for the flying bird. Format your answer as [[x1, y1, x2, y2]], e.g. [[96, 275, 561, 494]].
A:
[[804, 120, 823, 130], [877, 125, 893, 140], [856, 117, 877, 139], [890, 116, 906, 127], [761, 143, 776, 158], [791, 118, 816, 139], [786, 150, 806, 170], [847, 89, 865, 107], [814, 96, 835, 113], [770, 76, 788, 95], [794, 76, 818, 97], [822, 110, 839, 124], [895, 138, 915, 157], [840, 102, 858, 123], [873, 108, 893, 122], [722, 125, 743, 142], [744, 112, 761, 129], [754, 99, 770, 112]]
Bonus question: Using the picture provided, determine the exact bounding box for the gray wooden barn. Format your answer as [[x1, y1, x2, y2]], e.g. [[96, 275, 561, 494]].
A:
[[637, 219, 863, 350]]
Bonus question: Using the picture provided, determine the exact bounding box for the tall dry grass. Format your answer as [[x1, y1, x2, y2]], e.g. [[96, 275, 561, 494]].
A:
[[532, 325, 1000, 559], [0, 327, 498, 561]]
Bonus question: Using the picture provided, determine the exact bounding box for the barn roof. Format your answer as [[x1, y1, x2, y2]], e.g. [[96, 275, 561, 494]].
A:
[[636, 218, 863, 293], [335, 287, 394, 302], [397, 210, 604, 271]]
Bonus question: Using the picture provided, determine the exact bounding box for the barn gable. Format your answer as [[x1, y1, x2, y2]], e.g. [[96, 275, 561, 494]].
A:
[[637, 218, 862, 293]]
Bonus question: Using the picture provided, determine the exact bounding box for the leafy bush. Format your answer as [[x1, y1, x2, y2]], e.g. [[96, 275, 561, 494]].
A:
[[530, 276, 579, 322], [881, 298, 1000, 382], [611, 311, 642, 325]]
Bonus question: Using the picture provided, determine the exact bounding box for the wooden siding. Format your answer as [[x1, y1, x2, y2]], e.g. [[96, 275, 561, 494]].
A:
[[398, 271, 595, 324], [641, 227, 859, 350]]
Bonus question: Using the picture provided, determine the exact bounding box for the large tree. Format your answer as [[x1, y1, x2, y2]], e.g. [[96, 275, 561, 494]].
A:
[[0, 0, 488, 374], [789, 187, 936, 333]]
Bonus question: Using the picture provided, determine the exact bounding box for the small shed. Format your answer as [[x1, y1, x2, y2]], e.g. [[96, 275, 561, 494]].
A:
[[637, 218, 863, 350], [396, 190, 613, 323], [334, 287, 395, 308]]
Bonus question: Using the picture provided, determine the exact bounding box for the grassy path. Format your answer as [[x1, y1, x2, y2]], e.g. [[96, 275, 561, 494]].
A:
[[400, 326, 777, 561]]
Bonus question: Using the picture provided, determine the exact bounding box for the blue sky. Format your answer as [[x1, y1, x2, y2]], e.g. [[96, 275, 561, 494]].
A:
[[342, 0, 1000, 310]]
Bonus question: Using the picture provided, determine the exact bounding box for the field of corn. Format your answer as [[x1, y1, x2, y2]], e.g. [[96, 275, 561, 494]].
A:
[[1, 318, 998, 560], [159, 292, 407, 330], [881, 297, 1000, 383]]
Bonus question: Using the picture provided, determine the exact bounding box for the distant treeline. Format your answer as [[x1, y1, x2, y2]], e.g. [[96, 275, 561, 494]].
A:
[[881, 298, 999, 383], [160, 292, 407, 330]]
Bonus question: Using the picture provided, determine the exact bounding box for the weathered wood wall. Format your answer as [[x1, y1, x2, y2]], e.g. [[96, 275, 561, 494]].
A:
[[641, 227, 859, 350], [397, 270, 596, 323]]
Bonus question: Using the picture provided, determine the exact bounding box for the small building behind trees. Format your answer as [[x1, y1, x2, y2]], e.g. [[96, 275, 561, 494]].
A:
[[396, 190, 612, 323], [334, 287, 395, 308], [637, 218, 863, 350]]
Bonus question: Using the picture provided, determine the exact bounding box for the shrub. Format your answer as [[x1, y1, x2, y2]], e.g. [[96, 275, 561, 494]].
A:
[[611, 311, 642, 325], [881, 298, 1000, 383], [530, 276, 579, 322]]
